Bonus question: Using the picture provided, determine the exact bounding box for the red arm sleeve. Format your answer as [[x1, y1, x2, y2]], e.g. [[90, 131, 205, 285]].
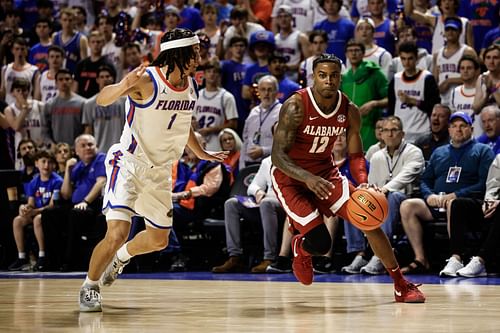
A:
[[349, 152, 368, 185]]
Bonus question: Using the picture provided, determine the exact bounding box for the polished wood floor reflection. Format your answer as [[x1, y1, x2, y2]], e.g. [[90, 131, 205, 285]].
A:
[[1, 278, 499, 332]]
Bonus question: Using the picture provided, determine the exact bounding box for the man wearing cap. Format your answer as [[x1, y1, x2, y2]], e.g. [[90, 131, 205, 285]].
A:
[[399, 111, 494, 274], [433, 16, 477, 106]]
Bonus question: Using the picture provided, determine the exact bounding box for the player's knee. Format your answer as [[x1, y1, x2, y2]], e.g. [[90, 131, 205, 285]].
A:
[[105, 229, 128, 249], [303, 224, 332, 256]]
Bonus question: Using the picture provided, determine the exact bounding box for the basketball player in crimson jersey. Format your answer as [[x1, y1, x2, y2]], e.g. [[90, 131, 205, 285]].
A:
[[79, 28, 228, 312], [271, 53, 425, 303]]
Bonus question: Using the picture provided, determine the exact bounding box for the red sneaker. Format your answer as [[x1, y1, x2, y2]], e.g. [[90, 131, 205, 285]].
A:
[[291, 234, 313, 285], [394, 280, 426, 303]]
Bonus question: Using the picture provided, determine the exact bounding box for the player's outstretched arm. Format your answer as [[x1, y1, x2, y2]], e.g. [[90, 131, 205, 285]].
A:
[[187, 127, 229, 162], [96, 64, 147, 106]]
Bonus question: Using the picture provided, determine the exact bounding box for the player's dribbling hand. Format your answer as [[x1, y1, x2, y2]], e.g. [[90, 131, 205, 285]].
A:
[[306, 175, 334, 200]]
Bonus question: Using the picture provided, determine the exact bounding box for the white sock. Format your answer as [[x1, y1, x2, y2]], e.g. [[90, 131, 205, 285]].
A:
[[19, 252, 26, 259], [83, 276, 99, 287], [117, 243, 132, 262], [38, 251, 45, 257]]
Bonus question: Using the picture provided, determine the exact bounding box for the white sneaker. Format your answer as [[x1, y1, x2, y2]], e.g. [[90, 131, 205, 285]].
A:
[[79, 284, 102, 312], [341, 255, 368, 274], [439, 256, 464, 277], [100, 254, 130, 287], [456, 257, 487, 277], [360, 256, 386, 275]]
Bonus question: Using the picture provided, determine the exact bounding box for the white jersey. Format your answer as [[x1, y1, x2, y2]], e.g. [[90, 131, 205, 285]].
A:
[[194, 87, 238, 151], [436, 44, 467, 106], [272, 0, 315, 33], [432, 16, 468, 55], [276, 30, 302, 69], [2, 63, 38, 105], [117, 66, 198, 167], [40, 70, 58, 103], [388, 48, 433, 81], [299, 56, 316, 87], [394, 70, 432, 142], [450, 85, 482, 137]]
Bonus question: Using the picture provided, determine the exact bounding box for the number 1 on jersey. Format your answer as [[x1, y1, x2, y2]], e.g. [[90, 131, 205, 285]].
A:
[[167, 113, 177, 130], [309, 136, 329, 153]]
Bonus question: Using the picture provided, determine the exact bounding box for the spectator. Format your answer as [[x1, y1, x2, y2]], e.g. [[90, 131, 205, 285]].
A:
[[38, 46, 64, 103], [414, 104, 452, 161], [102, 0, 132, 33], [440, 153, 500, 277], [473, 45, 500, 114], [399, 112, 494, 274], [44, 134, 106, 271], [194, 58, 238, 151], [8, 150, 62, 271], [54, 142, 72, 177], [480, 23, 500, 57], [365, 118, 386, 162], [267, 51, 300, 104], [450, 55, 482, 137], [72, 6, 91, 36], [52, 8, 89, 73], [351, 0, 398, 23], [367, 0, 396, 55], [352, 17, 392, 78], [82, 65, 125, 153], [241, 30, 274, 105], [388, 41, 440, 143], [220, 36, 250, 133], [240, 75, 281, 169], [196, 4, 221, 58], [313, 0, 354, 64], [274, 5, 310, 80], [28, 18, 53, 73], [4, 78, 45, 168], [212, 154, 285, 273], [122, 42, 142, 75], [298, 30, 329, 88], [361, 116, 425, 274], [433, 17, 477, 106], [341, 39, 388, 150], [271, 0, 315, 34], [42, 69, 86, 145], [193, 32, 213, 89], [0, 37, 40, 105], [75, 31, 115, 98], [477, 105, 500, 154], [97, 14, 122, 81], [218, 128, 242, 183], [173, 0, 204, 32]]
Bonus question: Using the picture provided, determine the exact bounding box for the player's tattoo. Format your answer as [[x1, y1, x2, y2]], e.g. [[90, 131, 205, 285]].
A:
[[272, 95, 312, 183]]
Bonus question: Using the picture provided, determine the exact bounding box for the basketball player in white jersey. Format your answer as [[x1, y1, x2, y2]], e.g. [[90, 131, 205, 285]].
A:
[[79, 28, 228, 312], [274, 5, 311, 82], [39, 46, 64, 103], [432, 17, 476, 106], [450, 55, 482, 137], [194, 58, 238, 150]]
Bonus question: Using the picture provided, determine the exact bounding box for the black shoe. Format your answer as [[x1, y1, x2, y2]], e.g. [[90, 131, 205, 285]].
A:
[[8, 258, 30, 271], [266, 256, 292, 273], [313, 256, 335, 274], [34, 257, 47, 271]]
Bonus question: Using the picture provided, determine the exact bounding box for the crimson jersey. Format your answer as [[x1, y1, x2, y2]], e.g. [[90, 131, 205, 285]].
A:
[[287, 87, 349, 177]]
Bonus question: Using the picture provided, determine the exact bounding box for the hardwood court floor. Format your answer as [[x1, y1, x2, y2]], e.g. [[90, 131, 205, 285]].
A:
[[1, 276, 500, 333]]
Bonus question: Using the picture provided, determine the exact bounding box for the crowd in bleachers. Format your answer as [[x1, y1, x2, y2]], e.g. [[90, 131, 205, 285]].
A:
[[0, 0, 499, 278]]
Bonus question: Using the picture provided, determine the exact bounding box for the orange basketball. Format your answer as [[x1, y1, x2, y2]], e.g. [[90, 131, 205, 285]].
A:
[[346, 188, 388, 231]]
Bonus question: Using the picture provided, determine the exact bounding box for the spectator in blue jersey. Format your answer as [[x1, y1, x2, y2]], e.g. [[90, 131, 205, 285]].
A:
[[43, 134, 106, 271], [267, 51, 300, 104], [400, 112, 494, 274], [28, 18, 53, 73], [8, 150, 63, 271], [457, 0, 499, 53], [313, 0, 354, 63], [52, 8, 89, 73], [173, 0, 205, 32], [221, 36, 250, 134], [241, 30, 274, 107], [367, 0, 396, 55], [477, 105, 500, 154]]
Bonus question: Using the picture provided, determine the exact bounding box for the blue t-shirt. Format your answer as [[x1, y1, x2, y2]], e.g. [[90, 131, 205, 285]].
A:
[[28, 43, 50, 72], [278, 77, 300, 103], [26, 172, 63, 208], [477, 134, 500, 155], [221, 60, 250, 130], [313, 18, 355, 63], [243, 63, 270, 86], [374, 19, 395, 56], [70, 153, 106, 204], [458, 0, 499, 51]]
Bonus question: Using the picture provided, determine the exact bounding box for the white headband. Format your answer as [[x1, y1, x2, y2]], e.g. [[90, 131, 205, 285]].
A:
[[160, 36, 200, 52]]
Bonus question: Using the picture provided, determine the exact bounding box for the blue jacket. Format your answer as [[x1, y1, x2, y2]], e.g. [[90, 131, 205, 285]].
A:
[[420, 140, 494, 199]]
